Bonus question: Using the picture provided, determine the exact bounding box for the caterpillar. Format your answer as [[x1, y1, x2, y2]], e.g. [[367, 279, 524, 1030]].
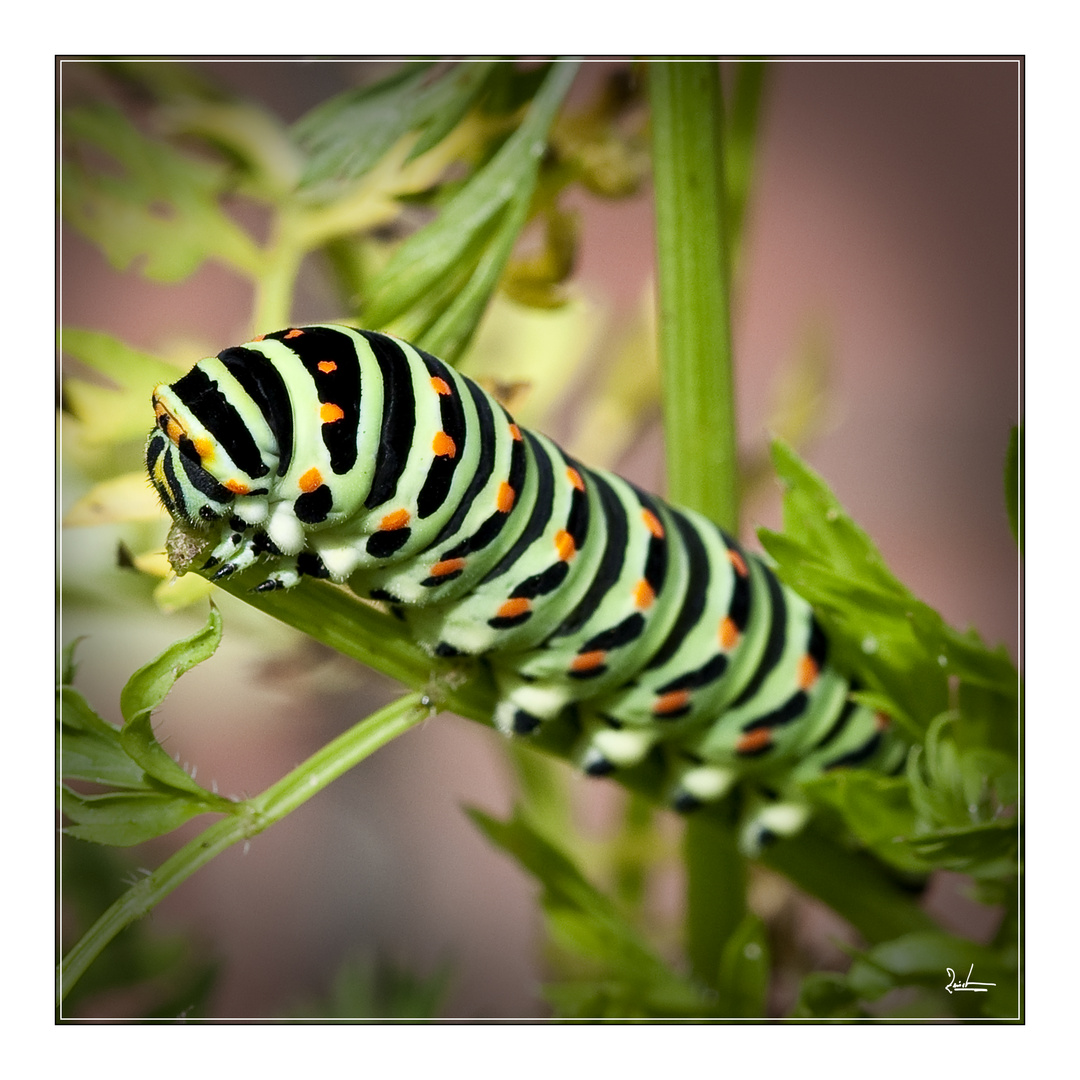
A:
[[147, 324, 905, 851]]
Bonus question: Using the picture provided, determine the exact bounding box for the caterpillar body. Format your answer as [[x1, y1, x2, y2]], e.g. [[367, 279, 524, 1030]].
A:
[[147, 324, 904, 850]]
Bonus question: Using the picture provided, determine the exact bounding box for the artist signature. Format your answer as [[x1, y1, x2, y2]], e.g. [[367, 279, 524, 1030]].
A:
[[945, 963, 996, 994]]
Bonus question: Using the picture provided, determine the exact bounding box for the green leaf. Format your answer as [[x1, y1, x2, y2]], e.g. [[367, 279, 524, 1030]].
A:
[[957, 680, 1020, 757], [801, 770, 928, 873], [907, 712, 1017, 833], [469, 805, 712, 1018], [935, 622, 1019, 698], [62, 104, 261, 281], [61, 329, 184, 445], [767, 440, 905, 589], [61, 327, 181, 392], [59, 609, 235, 849], [292, 64, 431, 185], [61, 786, 213, 847], [363, 62, 579, 344], [760, 439, 1020, 736], [1005, 425, 1022, 553], [118, 607, 223, 726], [294, 61, 498, 188], [904, 820, 1018, 877], [60, 687, 151, 790], [117, 608, 226, 796], [418, 181, 535, 360]]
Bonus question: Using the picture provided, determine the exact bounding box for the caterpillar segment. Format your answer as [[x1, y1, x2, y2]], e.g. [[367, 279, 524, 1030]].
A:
[[147, 324, 906, 852]]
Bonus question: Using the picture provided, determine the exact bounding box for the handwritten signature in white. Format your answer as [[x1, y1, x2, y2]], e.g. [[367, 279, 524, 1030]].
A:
[[945, 963, 996, 994]]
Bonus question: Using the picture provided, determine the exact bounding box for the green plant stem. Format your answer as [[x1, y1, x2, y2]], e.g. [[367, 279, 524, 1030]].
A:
[[682, 812, 746, 987], [59, 692, 430, 1006], [724, 62, 768, 272], [211, 570, 499, 722], [649, 60, 738, 531], [223, 572, 941, 947], [649, 60, 743, 993], [251, 215, 306, 332]]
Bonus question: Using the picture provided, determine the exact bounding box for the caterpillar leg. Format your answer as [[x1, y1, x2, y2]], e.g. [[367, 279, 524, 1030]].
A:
[[577, 716, 658, 777], [202, 532, 256, 579], [738, 796, 811, 857], [668, 763, 810, 857], [249, 566, 302, 592], [669, 763, 737, 812], [492, 676, 574, 737], [494, 699, 549, 736]]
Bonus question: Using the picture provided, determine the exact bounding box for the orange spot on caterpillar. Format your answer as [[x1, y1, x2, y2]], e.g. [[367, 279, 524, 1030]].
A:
[[192, 437, 214, 461], [496, 598, 531, 620], [431, 376, 451, 396], [653, 689, 691, 716], [497, 482, 516, 513], [432, 431, 456, 458], [569, 650, 606, 673], [252, 334, 265, 342], [633, 579, 655, 609], [318, 360, 337, 374], [225, 480, 250, 495], [379, 508, 411, 531], [429, 558, 466, 578], [284, 329, 304, 339], [728, 549, 749, 577], [165, 418, 185, 444], [797, 655, 819, 690], [642, 509, 664, 538], [554, 529, 576, 561], [719, 616, 739, 650], [298, 468, 323, 493], [736, 729, 772, 755], [509, 423, 523, 441], [566, 466, 585, 491], [320, 403, 345, 423]]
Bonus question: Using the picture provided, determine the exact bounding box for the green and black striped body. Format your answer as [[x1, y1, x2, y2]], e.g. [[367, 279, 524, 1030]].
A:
[[147, 324, 904, 850]]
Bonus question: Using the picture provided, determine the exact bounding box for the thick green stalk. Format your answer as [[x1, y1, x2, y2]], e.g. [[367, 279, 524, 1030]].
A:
[[649, 61, 738, 531], [649, 60, 742, 992], [59, 693, 429, 1006]]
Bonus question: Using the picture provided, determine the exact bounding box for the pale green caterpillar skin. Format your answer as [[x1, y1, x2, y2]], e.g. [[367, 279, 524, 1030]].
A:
[[147, 324, 904, 852]]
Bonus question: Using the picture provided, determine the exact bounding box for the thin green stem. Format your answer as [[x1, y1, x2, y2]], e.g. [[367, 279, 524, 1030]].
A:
[[250, 212, 307, 332], [59, 692, 429, 1006], [210, 571, 499, 722]]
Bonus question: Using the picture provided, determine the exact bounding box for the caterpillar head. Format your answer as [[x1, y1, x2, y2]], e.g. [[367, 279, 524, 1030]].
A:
[[146, 370, 270, 528]]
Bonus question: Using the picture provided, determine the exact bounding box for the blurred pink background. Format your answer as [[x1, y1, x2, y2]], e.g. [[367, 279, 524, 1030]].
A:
[[61, 59, 1020, 1019]]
